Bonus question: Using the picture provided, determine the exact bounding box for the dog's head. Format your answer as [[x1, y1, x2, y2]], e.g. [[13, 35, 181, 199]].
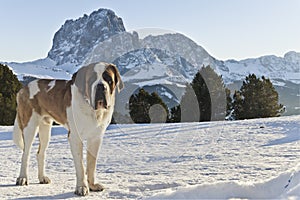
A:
[[73, 62, 123, 110]]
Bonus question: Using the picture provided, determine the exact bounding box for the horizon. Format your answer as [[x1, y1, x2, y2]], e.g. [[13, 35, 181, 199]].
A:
[[0, 0, 299, 62]]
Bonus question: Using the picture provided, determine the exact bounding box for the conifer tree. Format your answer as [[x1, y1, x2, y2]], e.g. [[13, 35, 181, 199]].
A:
[[168, 105, 181, 123], [225, 88, 233, 116], [0, 64, 22, 125], [129, 88, 169, 123], [191, 67, 211, 121], [180, 65, 226, 122], [232, 74, 283, 119], [180, 84, 200, 122]]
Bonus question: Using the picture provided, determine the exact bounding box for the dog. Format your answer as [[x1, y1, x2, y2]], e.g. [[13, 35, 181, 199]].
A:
[[13, 62, 123, 196]]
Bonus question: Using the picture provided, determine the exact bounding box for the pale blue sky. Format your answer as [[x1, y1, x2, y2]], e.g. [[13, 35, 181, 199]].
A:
[[0, 0, 299, 62]]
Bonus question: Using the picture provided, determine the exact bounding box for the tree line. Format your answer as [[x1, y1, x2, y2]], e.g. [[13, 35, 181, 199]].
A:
[[129, 65, 284, 123], [0, 63, 284, 125]]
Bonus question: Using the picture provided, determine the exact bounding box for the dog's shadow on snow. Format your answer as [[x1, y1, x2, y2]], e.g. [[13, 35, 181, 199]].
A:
[[0, 184, 76, 199], [13, 192, 76, 200]]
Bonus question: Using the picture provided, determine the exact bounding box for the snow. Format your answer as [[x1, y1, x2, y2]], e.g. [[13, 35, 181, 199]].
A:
[[4, 58, 73, 81], [0, 115, 299, 199], [150, 167, 300, 199], [122, 63, 168, 82], [272, 80, 286, 87], [161, 91, 173, 99], [133, 78, 175, 88], [223, 52, 300, 85]]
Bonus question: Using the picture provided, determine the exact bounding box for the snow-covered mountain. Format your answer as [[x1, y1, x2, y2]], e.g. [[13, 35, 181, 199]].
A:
[[5, 8, 299, 85], [2, 8, 299, 115], [222, 51, 300, 84], [48, 8, 125, 66]]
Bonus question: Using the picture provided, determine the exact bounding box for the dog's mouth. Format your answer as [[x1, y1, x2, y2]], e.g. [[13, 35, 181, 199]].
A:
[[95, 100, 108, 110]]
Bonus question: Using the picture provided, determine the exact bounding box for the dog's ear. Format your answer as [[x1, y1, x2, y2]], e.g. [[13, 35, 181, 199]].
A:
[[73, 66, 87, 96], [106, 64, 124, 92]]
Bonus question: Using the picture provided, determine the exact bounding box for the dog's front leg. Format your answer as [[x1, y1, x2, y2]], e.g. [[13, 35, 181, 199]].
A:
[[87, 137, 104, 192], [69, 132, 89, 196]]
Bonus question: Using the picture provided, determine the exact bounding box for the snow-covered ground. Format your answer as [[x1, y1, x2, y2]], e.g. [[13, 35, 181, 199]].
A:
[[0, 115, 299, 199]]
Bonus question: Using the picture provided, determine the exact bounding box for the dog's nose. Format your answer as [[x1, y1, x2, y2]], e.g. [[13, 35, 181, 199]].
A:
[[97, 83, 106, 91]]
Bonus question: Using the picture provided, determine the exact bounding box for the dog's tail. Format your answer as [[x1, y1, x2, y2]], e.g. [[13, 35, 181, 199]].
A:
[[13, 114, 24, 150]]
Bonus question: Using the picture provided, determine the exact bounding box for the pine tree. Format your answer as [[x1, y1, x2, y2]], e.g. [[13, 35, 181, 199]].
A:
[[168, 105, 181, 123], [191, 67, 211, 121], [200, 66, 227, 121], [232, 74, 283, 119], [0, 64, 22, 125], [232, 90, 244, 119], [225, 88, 233, 116], [180, 65, 226, 122], [129, 88, 169, 123], [180, 84, 200, 122]]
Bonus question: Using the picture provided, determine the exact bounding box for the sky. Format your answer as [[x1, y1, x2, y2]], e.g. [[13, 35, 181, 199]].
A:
[[0, 0, 299, 62]]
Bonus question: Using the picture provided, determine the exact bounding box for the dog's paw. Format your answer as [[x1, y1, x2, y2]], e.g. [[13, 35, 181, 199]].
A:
[[89, 183, 105, 192], [39, 176, 51, 184], [16, 177, 28, 186], [75, 186, 89, 196]]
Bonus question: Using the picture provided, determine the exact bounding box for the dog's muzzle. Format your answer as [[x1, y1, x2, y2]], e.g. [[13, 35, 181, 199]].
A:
[[94, 83, 108, 110]]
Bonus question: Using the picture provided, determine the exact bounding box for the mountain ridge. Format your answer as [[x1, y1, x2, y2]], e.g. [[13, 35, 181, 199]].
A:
[[1, 8, 299, 115], [3, 8, 299, 85]]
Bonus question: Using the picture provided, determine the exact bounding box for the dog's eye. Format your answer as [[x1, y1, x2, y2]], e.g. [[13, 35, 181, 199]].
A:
[[103, 71, 113, 86], [106, 78, 112, 85]]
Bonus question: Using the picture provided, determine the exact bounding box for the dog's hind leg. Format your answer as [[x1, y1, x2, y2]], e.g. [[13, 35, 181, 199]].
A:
[[16, 113, 40, 186], [37, 117, 52, 184]]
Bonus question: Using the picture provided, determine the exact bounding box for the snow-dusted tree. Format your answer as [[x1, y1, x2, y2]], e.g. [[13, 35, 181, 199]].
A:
[[0, 64, 22, 125], [232, 74, 283, 120]]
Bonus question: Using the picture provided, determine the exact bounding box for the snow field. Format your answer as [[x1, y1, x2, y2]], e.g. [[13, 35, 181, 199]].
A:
[[0, 115, 299, 199]]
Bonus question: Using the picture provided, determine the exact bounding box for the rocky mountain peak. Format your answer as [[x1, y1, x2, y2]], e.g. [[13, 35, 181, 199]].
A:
[[47, 8, 125, 66]]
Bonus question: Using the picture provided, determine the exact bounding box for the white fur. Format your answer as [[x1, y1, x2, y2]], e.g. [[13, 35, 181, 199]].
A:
[[28, 80, 40, 99], [93, 62, 106, 74], [47, 80, 56, 92], [68, 84, 113, 140], [12, 117, 24, 150], [90, 81, 98, 110], [17, 112, 40, 184], [65, 83, 114, 195]]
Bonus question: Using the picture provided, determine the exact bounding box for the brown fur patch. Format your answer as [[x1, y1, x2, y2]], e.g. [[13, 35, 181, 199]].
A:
[[104, 64, 123, 93], [16, 79, 73, 129], [16, 86, 33, 130]]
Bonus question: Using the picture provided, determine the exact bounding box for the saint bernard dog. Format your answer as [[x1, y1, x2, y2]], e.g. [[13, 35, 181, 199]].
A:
[[13, 62, 123, 196]]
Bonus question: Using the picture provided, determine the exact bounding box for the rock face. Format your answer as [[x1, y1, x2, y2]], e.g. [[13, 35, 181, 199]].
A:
[[86, 32, 220, 84], [47, 8, 125, 66], [45, 8, 300, 86]]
